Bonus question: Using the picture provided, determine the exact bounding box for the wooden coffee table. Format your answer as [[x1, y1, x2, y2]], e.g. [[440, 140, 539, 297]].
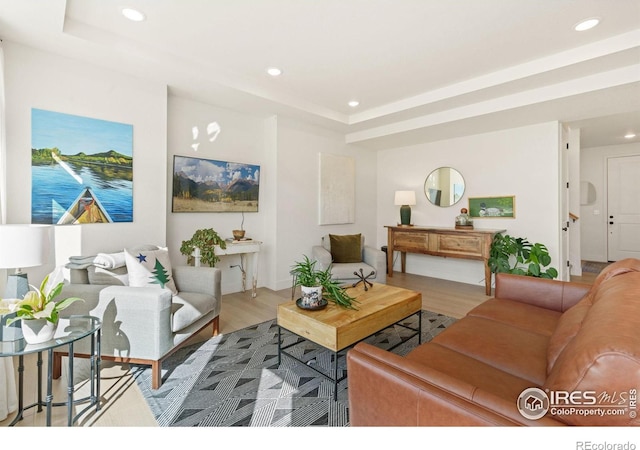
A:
[[277, 283, 422, 400]]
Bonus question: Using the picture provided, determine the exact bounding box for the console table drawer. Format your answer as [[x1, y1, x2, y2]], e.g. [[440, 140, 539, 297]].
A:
[[393, 232, 427, 251], [433, 234, 484, 257]]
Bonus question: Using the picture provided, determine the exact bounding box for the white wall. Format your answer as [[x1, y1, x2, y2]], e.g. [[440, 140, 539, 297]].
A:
[[377, 121, 562, 288], [2, 41, 568, 295], [166, 95, 270, 294], [580, 142, 640, 262], [3, 42, 167, 285], [274, 118, 378, 290]]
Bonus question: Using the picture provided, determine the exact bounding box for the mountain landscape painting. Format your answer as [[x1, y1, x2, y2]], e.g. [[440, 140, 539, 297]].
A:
[[172, 155, 260, 212], [31, 108, 133, 224]]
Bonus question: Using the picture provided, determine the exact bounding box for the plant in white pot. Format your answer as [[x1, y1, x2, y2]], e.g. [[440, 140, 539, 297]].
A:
[[291, 255, 357, 310], [2, 268, 84, 344]]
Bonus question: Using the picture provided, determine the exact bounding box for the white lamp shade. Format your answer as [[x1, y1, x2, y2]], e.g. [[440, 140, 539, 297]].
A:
[[0, 224, 52, 269], [394, 190, 416, 206]]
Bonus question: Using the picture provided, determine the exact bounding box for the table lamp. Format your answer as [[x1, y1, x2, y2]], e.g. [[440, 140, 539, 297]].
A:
[[394, 190, 416, 226], [0, 224, 51, 299]]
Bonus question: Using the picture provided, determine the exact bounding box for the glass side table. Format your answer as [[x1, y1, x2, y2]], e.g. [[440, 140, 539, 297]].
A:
[[0, 315, 101, 426]]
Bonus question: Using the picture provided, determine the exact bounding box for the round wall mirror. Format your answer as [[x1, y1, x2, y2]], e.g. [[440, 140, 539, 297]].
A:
[[424, 167, 465, 207]]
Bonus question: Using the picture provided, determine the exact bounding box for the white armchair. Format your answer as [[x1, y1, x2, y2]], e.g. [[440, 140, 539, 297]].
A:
[[312, 234, 386, 285], [55, 245, 221, 389]]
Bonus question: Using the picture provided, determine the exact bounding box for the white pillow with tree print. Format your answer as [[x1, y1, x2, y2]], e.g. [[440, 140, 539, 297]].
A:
[[124, 247, 178, 295]]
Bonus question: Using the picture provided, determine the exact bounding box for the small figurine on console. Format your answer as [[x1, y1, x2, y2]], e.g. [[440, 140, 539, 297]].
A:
[[455, 208, 474, 229]]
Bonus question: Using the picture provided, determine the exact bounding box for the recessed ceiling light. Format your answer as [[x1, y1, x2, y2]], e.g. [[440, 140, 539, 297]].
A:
[[348, 100, 360, 108], [122, 8, 146, 22], [574, 17, 600, 31], [624, 133, 636, 139], [266, 67, 282, 77]]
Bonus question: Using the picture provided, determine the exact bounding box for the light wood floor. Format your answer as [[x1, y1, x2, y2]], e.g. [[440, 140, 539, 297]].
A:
[[0, 272, 596, 428]]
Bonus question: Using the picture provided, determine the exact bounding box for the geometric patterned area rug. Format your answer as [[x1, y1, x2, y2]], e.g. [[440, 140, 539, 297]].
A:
[[133, 310, 456, 427]]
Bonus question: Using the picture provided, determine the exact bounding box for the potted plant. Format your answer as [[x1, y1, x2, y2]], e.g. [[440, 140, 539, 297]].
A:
[[2, 268, 84, 344], [180, 228, 227, 267], [291, 255, 357, 309], [488, 233, 558, 279]]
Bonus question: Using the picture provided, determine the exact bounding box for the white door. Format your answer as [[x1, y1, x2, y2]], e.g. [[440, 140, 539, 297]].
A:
[[607, 155, 640, 261]]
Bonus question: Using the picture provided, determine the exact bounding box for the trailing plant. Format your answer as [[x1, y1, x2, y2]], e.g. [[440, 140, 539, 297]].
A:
[[180, 228, 227, 267], [291, 255, 358, 309], [488, 233, 558, 279]]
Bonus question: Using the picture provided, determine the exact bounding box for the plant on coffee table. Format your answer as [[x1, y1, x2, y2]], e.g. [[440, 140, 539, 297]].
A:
[[291, 255, 357, 309]]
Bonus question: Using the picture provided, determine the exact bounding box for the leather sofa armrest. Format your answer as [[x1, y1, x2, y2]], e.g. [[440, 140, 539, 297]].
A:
[[311, 245, 332, 271], [494, 273, 590, 312], [347, 342, 563, 427]]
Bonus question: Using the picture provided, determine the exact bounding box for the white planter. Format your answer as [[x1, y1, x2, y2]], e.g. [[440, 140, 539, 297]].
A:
[[21, 319, 57, 344], [300, 285, 323, 308]]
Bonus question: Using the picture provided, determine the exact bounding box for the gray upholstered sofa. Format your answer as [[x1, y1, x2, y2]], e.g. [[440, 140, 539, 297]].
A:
[[54, 245, 221, 389], [312, 234, 386, 285]]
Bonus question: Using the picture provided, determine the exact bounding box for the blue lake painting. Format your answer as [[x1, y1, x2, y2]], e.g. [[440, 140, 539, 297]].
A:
[[31, 109, 133, 224]]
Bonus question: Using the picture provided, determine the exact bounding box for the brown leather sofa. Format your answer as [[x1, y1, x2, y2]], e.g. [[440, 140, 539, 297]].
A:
[[347, 258, 640, 426]]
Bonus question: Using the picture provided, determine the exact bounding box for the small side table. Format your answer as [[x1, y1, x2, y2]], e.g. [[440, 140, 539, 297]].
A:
[[0, 315, 101, 426], [195, 240, 262, 297]]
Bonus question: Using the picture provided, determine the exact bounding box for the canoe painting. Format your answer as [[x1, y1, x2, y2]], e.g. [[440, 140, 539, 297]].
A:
[[57, 187, 114, 224], [31, 108, 133, 224]]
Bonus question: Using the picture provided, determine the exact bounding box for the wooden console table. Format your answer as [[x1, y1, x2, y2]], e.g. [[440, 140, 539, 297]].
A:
[[385, 225, 505, 295]]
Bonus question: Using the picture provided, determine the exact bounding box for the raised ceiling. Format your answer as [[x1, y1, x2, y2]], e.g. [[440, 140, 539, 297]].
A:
[[1, 0, 638, 149]]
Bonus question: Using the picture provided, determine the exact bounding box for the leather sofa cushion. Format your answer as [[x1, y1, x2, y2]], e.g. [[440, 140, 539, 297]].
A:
[[171, 291, 215, 332], [467, 298, 561, 337], [405, 342, 535, 402], [546, 258, 640, 376], [430, 316, 549, 386], [546, 295, 592, 374], [544, 272, 640, 426]]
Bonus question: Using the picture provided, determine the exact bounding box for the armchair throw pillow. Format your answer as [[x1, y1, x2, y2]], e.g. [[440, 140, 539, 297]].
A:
[[329, 233, 362, 263], [124, 247, 178, 295]]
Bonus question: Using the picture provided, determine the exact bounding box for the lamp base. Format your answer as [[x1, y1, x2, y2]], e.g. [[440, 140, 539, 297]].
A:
[[399, 205, 412, 226], [5, 272, 29, 299]]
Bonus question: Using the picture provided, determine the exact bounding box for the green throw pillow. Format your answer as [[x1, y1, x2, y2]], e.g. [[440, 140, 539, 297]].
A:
[[329, 234, 362, 263]]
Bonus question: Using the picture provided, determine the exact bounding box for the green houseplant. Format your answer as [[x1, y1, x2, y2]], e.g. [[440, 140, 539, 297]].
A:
[[488, 233, 558, 279], [291, 255, 357, 309], [180, 228, 227, 267], [1, 268, 84, 344]]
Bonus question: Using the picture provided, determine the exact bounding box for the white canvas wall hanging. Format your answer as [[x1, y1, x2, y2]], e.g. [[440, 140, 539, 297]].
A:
[[318, 153, 355, 225]]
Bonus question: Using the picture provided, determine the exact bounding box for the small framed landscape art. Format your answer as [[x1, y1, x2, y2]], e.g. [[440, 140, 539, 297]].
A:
[[468, 196, 515, 218], [172, 155, 260, 212]]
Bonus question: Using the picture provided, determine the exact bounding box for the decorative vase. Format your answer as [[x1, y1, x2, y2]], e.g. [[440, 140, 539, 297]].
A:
[[232, 229, 246, 240], [21, 319, 57, 344], [299, 285, 323, 308]]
